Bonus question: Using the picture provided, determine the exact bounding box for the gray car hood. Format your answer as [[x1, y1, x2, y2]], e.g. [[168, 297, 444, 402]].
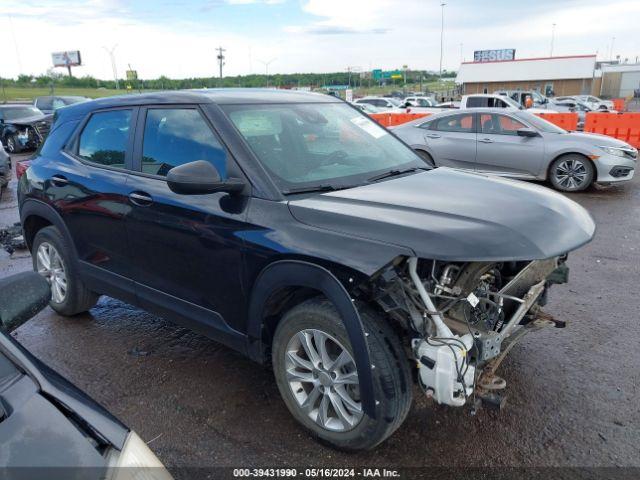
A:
[[562, 131, 632, 148], [289, 168, 595, 262]]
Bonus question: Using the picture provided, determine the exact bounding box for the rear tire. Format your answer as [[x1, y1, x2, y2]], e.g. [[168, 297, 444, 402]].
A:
[[549, 154, 594, 192], [272, 298, 412, 451], [416, 149, 436, 168], [32, 226, 99, 316]]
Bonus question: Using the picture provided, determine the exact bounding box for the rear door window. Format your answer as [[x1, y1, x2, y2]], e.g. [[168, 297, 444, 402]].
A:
[[78, 109, 132, 168], [431, 114, 474, 132]]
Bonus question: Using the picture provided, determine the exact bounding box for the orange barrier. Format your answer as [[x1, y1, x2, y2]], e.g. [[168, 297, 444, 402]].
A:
[[584, 113, 640, 148], [370, 112, 429, 127], [534, 112, 579, 131], [612, 98, 625, 112]]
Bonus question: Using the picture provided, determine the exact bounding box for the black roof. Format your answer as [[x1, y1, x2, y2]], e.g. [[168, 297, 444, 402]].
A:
[[55, 88, 341, 121]]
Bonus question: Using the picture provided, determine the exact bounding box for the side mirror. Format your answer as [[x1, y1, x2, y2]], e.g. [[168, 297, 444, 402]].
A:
[[0, 272, 51, 332], [517, 128, 539, 138], [166, 160, 244, 195]]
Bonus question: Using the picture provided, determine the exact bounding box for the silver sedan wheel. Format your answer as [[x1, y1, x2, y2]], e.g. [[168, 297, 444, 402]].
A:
[[36, 242, 67, 304], [285, 329, 363, 432], [553, 158, 589, 190]]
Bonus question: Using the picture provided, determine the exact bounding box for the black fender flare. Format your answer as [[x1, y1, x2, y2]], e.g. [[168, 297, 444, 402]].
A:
[[20, 198, 78, 257], [247, 260, 377, 417]]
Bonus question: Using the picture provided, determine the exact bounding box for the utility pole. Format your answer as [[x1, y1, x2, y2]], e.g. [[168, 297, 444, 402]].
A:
[[550, 23, 556, 56], [439, 3, 446, 81], [216, 46, 226, 87], [103, 45, 119, 89], [609, 37, 615, 60], [258, 58, 276, 88], [459, 43, 463, 64]]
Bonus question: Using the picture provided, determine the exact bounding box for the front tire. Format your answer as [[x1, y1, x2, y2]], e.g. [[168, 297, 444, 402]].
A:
[[549, 154, 594, 192], [32, 226, 99, 316], [272, 298, 412, 451], [5, 134, 21, 154]]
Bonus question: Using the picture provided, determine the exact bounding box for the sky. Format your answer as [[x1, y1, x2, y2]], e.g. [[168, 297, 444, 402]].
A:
[[0, 0, 639, 80]]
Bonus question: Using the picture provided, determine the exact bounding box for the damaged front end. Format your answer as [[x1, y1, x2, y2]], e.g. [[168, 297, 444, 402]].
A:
[[369, 256, 569, 410]]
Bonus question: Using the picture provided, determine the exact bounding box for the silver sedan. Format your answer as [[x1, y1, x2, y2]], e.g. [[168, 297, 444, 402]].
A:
[[392, 108, 637, 192]]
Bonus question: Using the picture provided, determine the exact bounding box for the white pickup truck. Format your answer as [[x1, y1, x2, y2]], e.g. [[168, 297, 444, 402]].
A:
[[458, 94, 554, 113], [405, 94, 555, 115]]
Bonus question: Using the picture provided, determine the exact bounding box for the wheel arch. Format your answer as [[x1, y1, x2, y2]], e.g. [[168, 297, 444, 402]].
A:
[[546, 151, 597, 181], [20, 199, 77, 256], [246, 259, 377, 417]]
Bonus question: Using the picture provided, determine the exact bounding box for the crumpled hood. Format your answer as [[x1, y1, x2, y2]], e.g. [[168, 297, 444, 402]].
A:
[[288, 168, 595, 262], [6, 115, 49, 126]]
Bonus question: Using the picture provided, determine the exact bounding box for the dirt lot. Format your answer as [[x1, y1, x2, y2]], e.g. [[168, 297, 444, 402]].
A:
[[1, 153, 639, 474]]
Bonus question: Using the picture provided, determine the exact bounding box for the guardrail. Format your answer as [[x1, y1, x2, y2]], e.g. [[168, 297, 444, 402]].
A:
[[369, 113, 429, 127], [535, 112, 578, 131], [612, 98, 625, 112], [584, 112, 640, 148]]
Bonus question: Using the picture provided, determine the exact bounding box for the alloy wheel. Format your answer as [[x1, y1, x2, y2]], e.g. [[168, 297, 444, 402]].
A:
[[6, 137, 15, 153], [554, 158, 588, 190], [285, 329, 363, 432], [36, 242, 68, 303]]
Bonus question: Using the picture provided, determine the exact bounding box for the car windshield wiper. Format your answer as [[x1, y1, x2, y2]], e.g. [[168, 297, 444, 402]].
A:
[[282, 184, 357, 195], [367, 167, 425, 183]]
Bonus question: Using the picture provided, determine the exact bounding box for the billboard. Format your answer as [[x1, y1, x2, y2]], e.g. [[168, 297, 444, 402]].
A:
[[473, 49, 515, 63], [52, 51, 82, 67]]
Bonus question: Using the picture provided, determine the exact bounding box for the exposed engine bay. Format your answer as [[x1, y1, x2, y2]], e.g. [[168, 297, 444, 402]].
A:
[[370, 255, 569, 409]]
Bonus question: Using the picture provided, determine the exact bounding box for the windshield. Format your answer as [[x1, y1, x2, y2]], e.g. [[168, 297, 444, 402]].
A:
[[518, 112, 566, 134], [223, 103, 424, 192], [502, 96, 523, 109], [387, 98, 402, 107], [1, 107, 42, 121]]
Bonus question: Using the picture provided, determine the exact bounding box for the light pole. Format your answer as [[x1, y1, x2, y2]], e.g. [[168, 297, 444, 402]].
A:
[[550, 23, 556, 56], [459, 43, 463, 64], [258, 58, 276, 87], [609, 37, 615, 60], [439, 2, 446, 81], [103, 45, 119, 90]]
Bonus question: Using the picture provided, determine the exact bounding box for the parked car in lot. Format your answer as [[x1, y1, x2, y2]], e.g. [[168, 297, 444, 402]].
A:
[[0, 105, 52, 153], [353, 96, 404, 111], [350, 102, 383, 114], [402, 96, 436, 108], [0, 272, 172, 478], [19, 90, 595, 450], [393, 108, 636, 191], [548, 98, 593, 130], [0, 143, 10, 197], [33, 95, 90, 115], [573, 95, 615, 111]]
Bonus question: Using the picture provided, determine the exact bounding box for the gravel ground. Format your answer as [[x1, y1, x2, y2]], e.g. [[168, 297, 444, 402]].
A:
[[1, 153, 639, 474]]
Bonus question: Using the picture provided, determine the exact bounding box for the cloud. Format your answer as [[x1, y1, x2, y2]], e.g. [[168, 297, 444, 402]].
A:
[[285, 25, 390, 35]]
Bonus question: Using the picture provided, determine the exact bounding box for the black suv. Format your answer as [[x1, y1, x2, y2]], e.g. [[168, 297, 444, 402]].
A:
[[18, 90, 595, 450]]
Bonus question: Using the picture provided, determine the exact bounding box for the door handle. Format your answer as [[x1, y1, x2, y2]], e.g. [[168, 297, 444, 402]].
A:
[[479, 138, 494, 143], [425, 133, 441, 139], [51, 175, 69, 186], [128, 191, 153, 207]]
